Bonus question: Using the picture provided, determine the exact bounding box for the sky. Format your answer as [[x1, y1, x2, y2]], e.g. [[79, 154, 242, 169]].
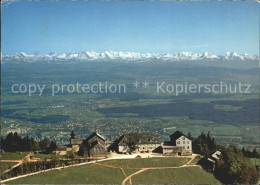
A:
[[1, 1, 259, 55]]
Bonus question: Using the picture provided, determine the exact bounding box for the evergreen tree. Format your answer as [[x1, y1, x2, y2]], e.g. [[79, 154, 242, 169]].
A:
[[252, 148, 258, 158], [241, 147, 246, 156], [70, 130, 76, 139], [215, 146, 258, 184], [31, 137, 39, 151], [5, 132, 14, 152], [39, 137, 50, 153], [49, 141, 57, 153], [13, 132, 21, 151], [1, 136, 5, 150], [187, 132, 193, 140]]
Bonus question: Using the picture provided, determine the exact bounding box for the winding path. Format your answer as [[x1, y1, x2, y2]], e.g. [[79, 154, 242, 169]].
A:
[[1, 154, 199, 184], [1, 153, 33, 175], [121, 154, 198, 185]]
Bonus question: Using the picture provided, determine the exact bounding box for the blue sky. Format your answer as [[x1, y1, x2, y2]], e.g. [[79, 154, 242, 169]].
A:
[[1, 1, 259, 55]]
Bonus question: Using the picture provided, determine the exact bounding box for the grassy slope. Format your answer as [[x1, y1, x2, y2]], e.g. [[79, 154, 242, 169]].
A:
[[6, 164, 125, 184], [33, 153, 67, 159], [1, 152, 30, 160], [189, 156, 202, 165], [132, 167, 221, 184], [0, 162, 18, 172], [97, 157, 189, 169], [6, 157, 220, 184], [123, 169, 139, 176]]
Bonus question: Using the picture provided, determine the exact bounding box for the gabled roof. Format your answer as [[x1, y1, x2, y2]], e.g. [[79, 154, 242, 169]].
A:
[[207, 158, 216, 163], [170, 131, 188, 141], [118, 132, 162, 145], [211, 150, 221, 160], [89, 140, 107, 150], [86, 132, 106, 142]]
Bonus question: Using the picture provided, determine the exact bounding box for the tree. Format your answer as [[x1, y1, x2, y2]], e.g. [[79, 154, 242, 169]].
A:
[[192, 132, 217, 155], [48, 141, 57, 153], [39, 137, 50, 153], [5, 132, 14, 152], [127, 141, 137, 154], [70, 130, 76, 139], [13, 132, 21, 151], [22, 135, 31, 151], [215, 146, 258, 184], [241, 147, 246, 156], [31, 137, 39, 151], [1, 136, 5, 151], [187, 132, 193, 140], [252, 148, 258, 158]]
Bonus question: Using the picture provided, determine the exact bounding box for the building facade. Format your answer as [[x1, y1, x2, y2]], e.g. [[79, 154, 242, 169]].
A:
[[117, 132, 162, 153], [70, 138, 84, 152], [161, 131, 192, 156], [59, 130, 192, 157], [81, 132, 108, 157]]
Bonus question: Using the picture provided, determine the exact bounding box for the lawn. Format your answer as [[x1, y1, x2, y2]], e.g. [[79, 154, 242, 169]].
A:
[[33, 153, 64, 160], [0, 162, 18, 172], [5, 157, 220, 184], [132, 166, 221, 184], [189, 156, 202, 165], [6, 163, 125, 184], [122, 168, 139, 176], [1, 152, 30, 160], [97, 157, 189, 169]]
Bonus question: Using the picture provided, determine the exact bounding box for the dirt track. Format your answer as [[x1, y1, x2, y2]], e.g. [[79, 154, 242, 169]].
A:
[[121, 154, 198, 185]]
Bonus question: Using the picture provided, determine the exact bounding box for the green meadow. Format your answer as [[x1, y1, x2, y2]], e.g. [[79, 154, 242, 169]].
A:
[[5, 157, 220, 184]]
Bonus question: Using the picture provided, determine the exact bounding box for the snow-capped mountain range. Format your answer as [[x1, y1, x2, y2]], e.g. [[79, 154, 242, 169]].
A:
[[2, 51, 259, 63]]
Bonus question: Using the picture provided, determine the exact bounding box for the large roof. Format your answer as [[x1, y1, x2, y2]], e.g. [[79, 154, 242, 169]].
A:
[[170, 131, 187, 141], [86, 132, 106, 142], [89, 140, 106, 150], [118, 132, 162, 145], [211, 150, 221, 160]]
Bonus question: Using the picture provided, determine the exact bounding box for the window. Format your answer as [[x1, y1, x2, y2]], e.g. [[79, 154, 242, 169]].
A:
[[183, 141, 185, 144], [183, 146, 185, 149], [187, 141, 189, 144], [187, 146, 189, 149], [182, 137, 185, 140], [177, 141, 180, 144]]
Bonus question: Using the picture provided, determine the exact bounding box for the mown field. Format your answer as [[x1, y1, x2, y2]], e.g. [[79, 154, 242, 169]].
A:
[[0, 162, 18, 172], [6, 163, 125, 184], [1, 152, 30, 160], [132, 167, 221, 184], [5, 157, 220, 184], [97, 157, 188, 168]]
